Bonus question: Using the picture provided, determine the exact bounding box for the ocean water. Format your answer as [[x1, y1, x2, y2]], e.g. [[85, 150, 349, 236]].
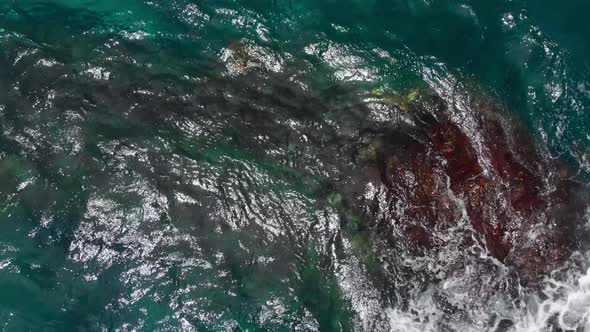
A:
[[0, 0, 589, 331]]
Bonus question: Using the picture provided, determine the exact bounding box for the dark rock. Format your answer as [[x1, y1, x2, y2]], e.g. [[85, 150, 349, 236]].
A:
[[359, 94, 587, 284]]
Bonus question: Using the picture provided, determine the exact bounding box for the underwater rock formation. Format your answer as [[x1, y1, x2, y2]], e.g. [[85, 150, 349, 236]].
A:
[[358, 94, 587, 284]]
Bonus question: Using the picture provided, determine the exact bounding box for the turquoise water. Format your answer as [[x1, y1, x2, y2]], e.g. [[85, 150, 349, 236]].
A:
[[0, 1, 589, 331]]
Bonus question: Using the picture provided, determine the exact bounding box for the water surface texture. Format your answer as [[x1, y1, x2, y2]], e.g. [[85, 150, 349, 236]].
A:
[[0, 1, 589, 331]]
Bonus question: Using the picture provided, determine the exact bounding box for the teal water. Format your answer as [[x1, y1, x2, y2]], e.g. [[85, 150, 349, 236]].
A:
[[0, 1, 589, 331]]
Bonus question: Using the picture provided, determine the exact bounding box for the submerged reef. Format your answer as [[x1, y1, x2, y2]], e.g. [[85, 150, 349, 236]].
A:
[[355, 93, 588, 285]]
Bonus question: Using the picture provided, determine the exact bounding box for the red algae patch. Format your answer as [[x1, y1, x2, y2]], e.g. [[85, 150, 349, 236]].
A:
[[360, 95, 587, 284]]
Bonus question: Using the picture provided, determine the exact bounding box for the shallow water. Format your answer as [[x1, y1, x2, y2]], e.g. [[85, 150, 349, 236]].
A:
[[0, 1, 589, 331]]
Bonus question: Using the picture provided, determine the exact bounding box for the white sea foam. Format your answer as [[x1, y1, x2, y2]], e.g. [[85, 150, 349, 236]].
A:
[[382, 253, 590, 332], [512, 264, 590, 332]]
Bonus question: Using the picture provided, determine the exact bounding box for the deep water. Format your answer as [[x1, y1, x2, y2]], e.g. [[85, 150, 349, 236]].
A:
[[0, 1, 589, 331]]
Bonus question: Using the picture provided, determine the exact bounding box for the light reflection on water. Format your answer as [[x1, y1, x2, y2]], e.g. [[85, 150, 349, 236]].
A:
[[0, 0, 588, 331]]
